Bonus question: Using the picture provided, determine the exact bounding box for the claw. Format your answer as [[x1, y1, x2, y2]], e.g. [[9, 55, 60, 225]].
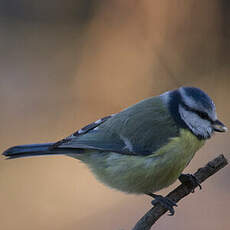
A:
[[179, 174, 202, 192], [147, 193, 177, 216]]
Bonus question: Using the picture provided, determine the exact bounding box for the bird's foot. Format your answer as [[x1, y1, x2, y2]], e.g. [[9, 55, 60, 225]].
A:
[[179, 173, 202, 193], [147, 193, 177, 216]]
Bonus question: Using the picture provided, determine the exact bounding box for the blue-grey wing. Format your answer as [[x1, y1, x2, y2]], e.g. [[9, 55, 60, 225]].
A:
[[54, 96, 180, 155]]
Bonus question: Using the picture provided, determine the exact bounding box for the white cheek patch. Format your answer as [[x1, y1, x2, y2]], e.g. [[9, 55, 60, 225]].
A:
[[179, 105, 213, 138]]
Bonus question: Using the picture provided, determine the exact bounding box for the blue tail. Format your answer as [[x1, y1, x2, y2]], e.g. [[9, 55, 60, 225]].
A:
[[2, 143, 70, 159]]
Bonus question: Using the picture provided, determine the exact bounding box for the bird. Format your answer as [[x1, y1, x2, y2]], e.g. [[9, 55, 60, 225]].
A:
[[3, 86, 227, 215]]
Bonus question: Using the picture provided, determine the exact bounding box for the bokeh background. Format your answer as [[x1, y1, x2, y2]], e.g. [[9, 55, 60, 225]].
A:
[[0, 1, 230, 230]]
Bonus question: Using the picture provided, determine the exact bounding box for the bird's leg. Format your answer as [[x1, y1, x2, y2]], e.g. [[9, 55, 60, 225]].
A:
[[179, 173, 202, 193], [146, 192, 177, 216]]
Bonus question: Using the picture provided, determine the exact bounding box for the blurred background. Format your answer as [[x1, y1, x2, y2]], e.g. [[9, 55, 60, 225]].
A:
[[0, 1, 230, 230]]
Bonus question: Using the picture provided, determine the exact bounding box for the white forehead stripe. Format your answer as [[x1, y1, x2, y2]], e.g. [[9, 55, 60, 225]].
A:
[[179, 87, 198, 109]]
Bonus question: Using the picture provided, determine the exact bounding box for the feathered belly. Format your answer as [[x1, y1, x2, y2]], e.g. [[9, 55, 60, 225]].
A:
[[75, 129, 205, 194]]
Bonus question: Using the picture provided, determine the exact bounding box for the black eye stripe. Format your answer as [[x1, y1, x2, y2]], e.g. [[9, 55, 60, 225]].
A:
[[181, 103, 212, 122], [195, 111, 209, 120]]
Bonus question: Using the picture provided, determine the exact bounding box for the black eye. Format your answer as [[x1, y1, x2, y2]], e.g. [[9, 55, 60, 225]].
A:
[[181, 102, 212, 121], [196, 111, 210, 120]]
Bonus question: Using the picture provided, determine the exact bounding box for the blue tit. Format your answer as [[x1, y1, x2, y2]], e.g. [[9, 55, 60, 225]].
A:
[[3, 86, 227, 215]]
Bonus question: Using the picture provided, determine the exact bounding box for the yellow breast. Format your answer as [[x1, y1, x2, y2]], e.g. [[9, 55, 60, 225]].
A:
[[75, 129, 205, 194], [147, 129, 205, 191]]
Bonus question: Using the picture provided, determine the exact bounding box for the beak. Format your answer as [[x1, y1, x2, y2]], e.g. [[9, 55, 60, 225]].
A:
[[212, 120, 228, 132]]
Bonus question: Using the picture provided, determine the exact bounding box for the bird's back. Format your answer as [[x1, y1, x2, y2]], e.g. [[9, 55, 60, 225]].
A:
[[60, 96, 180, 155]]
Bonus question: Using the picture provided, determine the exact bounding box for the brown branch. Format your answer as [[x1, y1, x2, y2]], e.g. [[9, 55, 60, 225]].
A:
[[132, 154, 228, 230]]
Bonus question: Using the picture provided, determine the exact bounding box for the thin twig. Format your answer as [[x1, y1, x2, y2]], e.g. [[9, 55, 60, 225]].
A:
[[132, 154, 228, 230]]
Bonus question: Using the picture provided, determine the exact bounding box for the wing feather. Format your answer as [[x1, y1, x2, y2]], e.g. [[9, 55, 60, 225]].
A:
[[54, 96, 179, 155]]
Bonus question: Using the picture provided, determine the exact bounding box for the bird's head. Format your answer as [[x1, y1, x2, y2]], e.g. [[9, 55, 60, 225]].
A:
[[164, 86, 227, 139]]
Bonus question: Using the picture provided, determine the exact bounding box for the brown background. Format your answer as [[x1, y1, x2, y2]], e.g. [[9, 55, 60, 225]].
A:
[[0, 1, 230, 230]]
